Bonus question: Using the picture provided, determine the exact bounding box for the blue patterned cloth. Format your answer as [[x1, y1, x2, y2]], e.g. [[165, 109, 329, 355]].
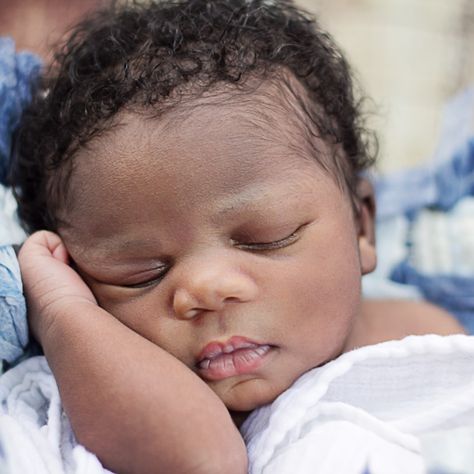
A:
[[375, 137, 474, 219], [0, 246, 27, 369], [0, 37, 41, 184], [0, 38, 39, 371], [375, 87, 474, 219]]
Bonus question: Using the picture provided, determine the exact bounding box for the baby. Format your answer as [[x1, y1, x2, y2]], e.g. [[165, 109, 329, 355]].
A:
[[11, 0, 464, 472]]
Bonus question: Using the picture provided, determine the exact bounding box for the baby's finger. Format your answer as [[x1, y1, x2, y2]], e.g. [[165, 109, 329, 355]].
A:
[[20, 230, 68, 263]]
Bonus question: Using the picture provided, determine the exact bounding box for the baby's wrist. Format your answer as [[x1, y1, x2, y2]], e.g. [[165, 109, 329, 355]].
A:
[[33, 298, 102, 348]]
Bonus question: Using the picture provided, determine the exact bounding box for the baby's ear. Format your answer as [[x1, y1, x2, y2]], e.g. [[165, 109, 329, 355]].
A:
[[355, 178, 376, 275]]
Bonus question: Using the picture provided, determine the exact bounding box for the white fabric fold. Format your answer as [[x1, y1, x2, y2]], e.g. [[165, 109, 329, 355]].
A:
[[241, 334, 474, 474], [0, 356, 109, 474]]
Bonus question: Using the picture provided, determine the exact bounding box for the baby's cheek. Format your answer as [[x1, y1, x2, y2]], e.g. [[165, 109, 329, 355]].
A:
[[90, 287, 154, 335]]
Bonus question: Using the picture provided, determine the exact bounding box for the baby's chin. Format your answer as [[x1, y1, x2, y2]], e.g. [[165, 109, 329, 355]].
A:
[[216, 378, 290, 414]]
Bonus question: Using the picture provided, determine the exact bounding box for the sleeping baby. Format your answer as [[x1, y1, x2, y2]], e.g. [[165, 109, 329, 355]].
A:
[[1, 0, 470, 473]]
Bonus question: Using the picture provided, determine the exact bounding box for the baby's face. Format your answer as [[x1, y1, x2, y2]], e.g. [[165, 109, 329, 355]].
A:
[[60, 100, 375, 412]]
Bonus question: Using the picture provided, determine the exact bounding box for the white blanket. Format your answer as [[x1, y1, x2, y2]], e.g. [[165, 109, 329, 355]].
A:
[[1, 335, 474, 474], [0, 356, 110, 474], [241, 334, 474, 474]]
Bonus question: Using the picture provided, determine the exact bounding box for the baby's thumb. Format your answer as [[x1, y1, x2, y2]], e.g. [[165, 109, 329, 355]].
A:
[[20, 230, 69, 264], [51, 239, 70, 264]]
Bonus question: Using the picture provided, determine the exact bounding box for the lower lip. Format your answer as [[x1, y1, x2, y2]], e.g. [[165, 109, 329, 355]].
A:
[[197, 345, 273, 381]]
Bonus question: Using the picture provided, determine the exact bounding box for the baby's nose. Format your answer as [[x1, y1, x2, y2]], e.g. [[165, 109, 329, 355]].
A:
[[172, 259, 258, 320]]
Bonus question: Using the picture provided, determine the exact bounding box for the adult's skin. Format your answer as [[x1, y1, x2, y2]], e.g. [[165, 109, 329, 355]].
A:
[[0, 0, 104, 60]]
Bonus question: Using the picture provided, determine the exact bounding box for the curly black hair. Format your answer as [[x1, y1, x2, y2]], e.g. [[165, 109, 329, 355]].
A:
[[11, 0, 377, 233]]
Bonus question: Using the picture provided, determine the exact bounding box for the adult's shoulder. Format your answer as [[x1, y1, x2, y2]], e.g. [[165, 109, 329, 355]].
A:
[[358, 299, 466, 346]]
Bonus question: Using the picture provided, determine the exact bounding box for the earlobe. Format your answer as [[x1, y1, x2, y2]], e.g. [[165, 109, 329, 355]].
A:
[[359, 235, 377, 274], [355, 178, 377, 275]]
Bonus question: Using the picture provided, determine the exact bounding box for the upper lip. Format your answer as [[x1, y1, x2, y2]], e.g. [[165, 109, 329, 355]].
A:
[[196, 336, 268, 364]]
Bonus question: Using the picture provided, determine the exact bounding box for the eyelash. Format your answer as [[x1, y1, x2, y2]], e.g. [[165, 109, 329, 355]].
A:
[[232, 224, 305, 251], [124, 225, 305, 289], [123, 267, 169, 289]]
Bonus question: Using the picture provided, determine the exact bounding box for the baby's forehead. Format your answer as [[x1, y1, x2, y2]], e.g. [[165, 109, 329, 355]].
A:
[[84, 75, 328, 168], [55, 74, 357, 233], [61, 91, 338, 228], [74, 98, 323, 186]]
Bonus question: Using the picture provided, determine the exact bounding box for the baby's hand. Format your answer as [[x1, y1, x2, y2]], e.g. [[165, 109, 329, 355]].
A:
[[18, 230, 97, 345]]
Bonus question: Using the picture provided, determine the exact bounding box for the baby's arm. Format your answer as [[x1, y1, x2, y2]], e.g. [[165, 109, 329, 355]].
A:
[[19, 231, 247, 474]]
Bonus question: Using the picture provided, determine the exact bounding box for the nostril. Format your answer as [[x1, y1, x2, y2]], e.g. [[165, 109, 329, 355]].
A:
[[173, 287, 200, 319], [183, 308, 201, 319], [224, 296, 240, 304]]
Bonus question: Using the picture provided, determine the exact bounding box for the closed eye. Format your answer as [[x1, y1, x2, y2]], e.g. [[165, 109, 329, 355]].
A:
[[232, 224, 306, 251], [122, 266, 170, 289]]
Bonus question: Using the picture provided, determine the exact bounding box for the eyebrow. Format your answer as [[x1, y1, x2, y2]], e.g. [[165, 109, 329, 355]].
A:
[[101, 232, 174, 259], [213, 192, 266, 219], [211, 188, 281, 225], [213, 174, 315, 222]]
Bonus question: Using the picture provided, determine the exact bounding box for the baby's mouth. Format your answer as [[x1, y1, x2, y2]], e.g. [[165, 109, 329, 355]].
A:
[[196, 336, 273, 381]]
